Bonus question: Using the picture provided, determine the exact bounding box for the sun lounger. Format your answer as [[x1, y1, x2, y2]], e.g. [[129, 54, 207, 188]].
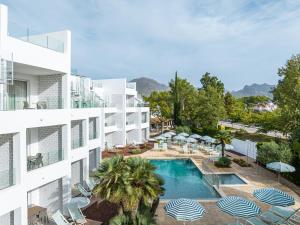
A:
[[85, 178, 97, 191], [52, 210, 74, 225], [162, 143, 168, 151], [68, 203, 87, 225], [245, 217, 268, 225], [77, 183, 92, 199]]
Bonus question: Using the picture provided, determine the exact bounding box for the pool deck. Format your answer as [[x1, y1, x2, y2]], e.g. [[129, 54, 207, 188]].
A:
[[136, 148, 300, 225]]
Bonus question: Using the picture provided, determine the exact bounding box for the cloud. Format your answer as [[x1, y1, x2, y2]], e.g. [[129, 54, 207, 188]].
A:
[[3, 0, 300, 90]]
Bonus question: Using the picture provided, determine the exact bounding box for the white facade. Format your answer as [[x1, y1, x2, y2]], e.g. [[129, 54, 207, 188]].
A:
[[0, 4, 149, 225]]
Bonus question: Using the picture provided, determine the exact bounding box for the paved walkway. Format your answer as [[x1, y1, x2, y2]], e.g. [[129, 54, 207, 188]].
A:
[[219, 121, 287, 139], [138, 149, 300, 225]]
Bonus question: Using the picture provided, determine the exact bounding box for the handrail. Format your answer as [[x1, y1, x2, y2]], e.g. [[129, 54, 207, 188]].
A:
[[202, 159, 220, 190]]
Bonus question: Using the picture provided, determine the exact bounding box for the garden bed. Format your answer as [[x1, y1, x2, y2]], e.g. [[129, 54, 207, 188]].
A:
[[83, 200, 119, 225], [102, 142, 153, 158]]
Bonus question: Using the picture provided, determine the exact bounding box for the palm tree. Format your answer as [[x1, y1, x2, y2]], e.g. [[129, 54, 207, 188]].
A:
[[93, 156, 165, 219], [126, 157, 165, 216], [93, 155, 131, 214], [215, 130, 232, 157]]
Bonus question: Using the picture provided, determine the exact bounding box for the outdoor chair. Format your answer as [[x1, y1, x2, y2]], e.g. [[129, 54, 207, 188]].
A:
[[85, 178, 97, 191], [153, 143, 159, 150], [162, 143, 168, 151], [52, 210, 74, 225], [67, 203, 87, 225], [77, 183, 92, 199], [246, 207, 300, 225], [23, 101, 30, 109], [181, 145, 188, 154], [269, 206, 299, 219]]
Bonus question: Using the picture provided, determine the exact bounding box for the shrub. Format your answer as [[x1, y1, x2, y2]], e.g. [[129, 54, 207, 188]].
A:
[[214, 157, 231, 168], [175, 126, 191, 134], [233, 158, 252, 167], [256, 141, 293, 165], [131, 149, 142, 155]]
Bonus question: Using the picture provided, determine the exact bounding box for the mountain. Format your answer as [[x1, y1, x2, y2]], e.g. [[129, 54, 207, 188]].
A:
[[232, 83, 275, 98], [131, 77, 168, 97]]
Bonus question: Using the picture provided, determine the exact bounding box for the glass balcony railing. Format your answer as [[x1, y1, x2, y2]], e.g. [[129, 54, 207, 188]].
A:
[[126, 102, 135, 107], [126, 121, 135, 125], [71, 99, 104, 109], [27, 150, 64, 171], [8, 21, 65, 53], [71, 137, 84, 149], [0, 96, 64, 111], [0, 168, 15, 190], [137, 102, 149, 107], [105, 121, 116, 127], [126, 83, 136, 89], [89, 131, 98, 140]]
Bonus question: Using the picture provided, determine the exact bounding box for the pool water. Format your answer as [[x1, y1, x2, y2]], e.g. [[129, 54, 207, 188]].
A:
[[217, 174, 246, 185], [150, 159, 221, 200]]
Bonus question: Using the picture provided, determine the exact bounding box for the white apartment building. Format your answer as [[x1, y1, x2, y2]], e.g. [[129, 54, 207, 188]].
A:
[[0, 4, 149, 225]]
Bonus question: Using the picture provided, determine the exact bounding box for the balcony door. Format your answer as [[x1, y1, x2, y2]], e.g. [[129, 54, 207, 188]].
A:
[[8, 80, 27, 110]]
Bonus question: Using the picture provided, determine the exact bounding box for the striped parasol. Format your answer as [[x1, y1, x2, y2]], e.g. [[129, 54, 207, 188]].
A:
[[186, 137, 197, 143], [189, 134, 202, 139], [177, 132, 190, 137], [217, 196, 261, 222], [253, 188, 295, 207], [164, 198, 205, 224]]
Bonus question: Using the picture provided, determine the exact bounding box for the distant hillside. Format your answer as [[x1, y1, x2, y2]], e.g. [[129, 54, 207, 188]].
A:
[[232, 83, 275, 98], [131, 77, 168, 97]]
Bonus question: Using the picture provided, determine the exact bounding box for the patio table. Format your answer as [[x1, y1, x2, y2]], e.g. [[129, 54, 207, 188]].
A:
[[69, 197, 90, 208]]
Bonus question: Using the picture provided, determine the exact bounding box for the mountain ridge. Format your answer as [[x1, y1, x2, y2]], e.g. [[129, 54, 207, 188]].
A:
[[231, 83, 275, 98], [130, 77, 168, 97]]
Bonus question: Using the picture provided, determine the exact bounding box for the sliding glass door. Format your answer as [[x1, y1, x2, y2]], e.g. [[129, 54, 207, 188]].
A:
[[8, 80, 27, 110]]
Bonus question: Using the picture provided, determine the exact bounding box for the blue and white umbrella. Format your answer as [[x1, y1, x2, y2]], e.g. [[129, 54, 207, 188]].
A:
[[178, 132, 190, 137], [164, 198, 205, 224], [266, 162, 295, 173], [162, 133, 172, 138], [155, 135, 166, 141], [166, 131, 176, 136], [189, 134, 202, 139], [186, 137, 197, 143], [202, 136, 216, 143], [217, 196, 261, 224], [253, 188, 295, 207], [174, 135, 186, 141], [266, 162, 295, 182]]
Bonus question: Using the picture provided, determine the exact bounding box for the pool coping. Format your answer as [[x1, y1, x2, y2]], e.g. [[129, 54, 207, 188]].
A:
[[147, 157, 228, 202]]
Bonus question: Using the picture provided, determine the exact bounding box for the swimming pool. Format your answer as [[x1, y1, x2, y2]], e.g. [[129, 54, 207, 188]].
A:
[[217, 174, 246, 185], [150, 159, 221, 200]]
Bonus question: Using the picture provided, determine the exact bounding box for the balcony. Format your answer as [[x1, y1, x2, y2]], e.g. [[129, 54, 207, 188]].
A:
[[1, 96, 64, 111], [137, 102, 149, 107], [126, 102, 135, 107], [27, 150, 64, 171], [126, 82, 136, 89], [8, 21, 65, 53], [0, 168, 15, 190], [71, 98, 104, 109], [72, 137, 84, 149]]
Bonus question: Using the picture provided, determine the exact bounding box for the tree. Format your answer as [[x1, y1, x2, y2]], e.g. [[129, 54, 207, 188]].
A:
[[273, 54, 300, 133], [224, 92, 235, 117], [126, 157, 165, 216], [256, 141, 293, 165], [215, 130, 233, 157], [195, 74, 226, 130], [144, 91, 172, 132], [93, 156, 131, 214], [169, 73, 197, 126], [200, 72, 225, 95], [172, 71, 181, 126], [93, 156, 164, 220]]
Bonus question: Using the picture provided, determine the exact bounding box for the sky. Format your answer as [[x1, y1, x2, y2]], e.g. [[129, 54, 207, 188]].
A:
[[2, 0, 300, 90]]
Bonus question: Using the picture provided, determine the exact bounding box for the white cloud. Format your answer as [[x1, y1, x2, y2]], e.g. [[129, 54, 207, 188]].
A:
[[3, 0, 300, 90]]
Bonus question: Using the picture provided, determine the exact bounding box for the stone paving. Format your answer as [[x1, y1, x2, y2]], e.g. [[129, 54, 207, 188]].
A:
[[138, 148, 300, 225]]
